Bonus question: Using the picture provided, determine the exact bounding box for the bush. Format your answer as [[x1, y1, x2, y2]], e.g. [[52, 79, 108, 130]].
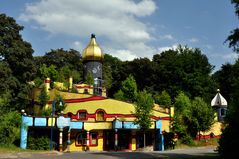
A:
[[0, 111, 21, 146], [27, 135, 50, 150], [180, 135, 194, 145]]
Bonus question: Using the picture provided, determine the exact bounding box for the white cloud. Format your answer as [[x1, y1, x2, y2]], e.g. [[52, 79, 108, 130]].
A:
[[113, 49, 137, 61], [210, 52, 238, 62], [221, 53, 238, 60], [161, 34, 174, 40], [19, 0, 157, 60], [157, 44, 178, 53], [189, 38, 199, 43], [71, 41, 84, 51]]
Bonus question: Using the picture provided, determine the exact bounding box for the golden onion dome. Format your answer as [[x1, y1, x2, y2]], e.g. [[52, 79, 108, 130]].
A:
[[82, 34, 104, 61]]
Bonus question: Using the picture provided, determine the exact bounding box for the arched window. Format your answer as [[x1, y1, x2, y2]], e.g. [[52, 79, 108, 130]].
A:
[[67, 113, 72, 118], [78, 111, 87, 120], [96, 111, 104, 121], [90, 132, 98, 146], [76, 132, 87, 146], [221, 108, 226, 117]]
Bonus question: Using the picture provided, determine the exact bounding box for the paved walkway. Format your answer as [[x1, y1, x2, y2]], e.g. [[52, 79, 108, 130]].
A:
[[0, 146, 217, 159]]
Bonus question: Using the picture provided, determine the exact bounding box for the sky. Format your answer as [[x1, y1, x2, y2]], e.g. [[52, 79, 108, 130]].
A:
[[0, 0, 238, 72]]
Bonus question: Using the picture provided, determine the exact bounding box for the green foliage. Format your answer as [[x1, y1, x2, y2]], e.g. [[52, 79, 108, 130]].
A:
[[217, 2, 239, 158], [113, 89, 124, 101], [173, 92, 215, 139], [0, 13, 36, 110], [38, 85, 50, 107], [0, 111, 21, 146], [33, 77, 43, 88], [27, 135, 50, 150], [187, 97, 214, 137], [218, 98, 239, 158], [86, 72, 94, 86], [225, 0, 239, 53], [42, 108, 52, 117], [134, 90, 154, 130], [40, 64, 59, 81], [154, 90, 171, 108], [114, 74, 138, 102], [172, 92, 191, 137], [152, 45, 216, 102], [180, 134, 194, 145], [53, 94, 66, 114], [70, 86, 78, 93], [174, 91, 191, 114]]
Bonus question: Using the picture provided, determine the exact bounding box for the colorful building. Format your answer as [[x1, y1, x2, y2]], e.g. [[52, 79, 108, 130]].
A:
[[20, 34, 172, 152]]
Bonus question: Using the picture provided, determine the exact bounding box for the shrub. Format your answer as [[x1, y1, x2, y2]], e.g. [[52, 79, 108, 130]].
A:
[[27, 135, 50, 150]]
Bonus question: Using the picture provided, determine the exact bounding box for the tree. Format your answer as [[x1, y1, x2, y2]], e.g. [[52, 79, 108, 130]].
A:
[[217, 1, 239, 157], [154, 90, 171, 108], [86, 72, 94, 86], [0, 111, 21, 145], [38, 85, 50, 107], [218, 99, 239, 158], [172, 91, 191, 138], [0, 13, 36, 110], [134, 90, 154, 148], [152, 46, 216, 102], [114, 74, 138, 102], [186, 97, 215, 138], [225, 0, 239, 53], [54, 94, 66, 114]]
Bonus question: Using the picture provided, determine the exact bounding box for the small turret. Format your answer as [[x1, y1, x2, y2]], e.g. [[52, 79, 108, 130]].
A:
[[211, 89, 227, 122]]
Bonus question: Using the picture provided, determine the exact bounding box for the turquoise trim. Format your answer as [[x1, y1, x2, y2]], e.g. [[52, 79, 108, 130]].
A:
[[20, 115, 28, 149], [69, 121, 83, 129], [123, 121, 140, 129], [34, 118, 47, 126], [113, 119, 122, 129], [22, 116, 33, 126], [156, 120, 162, 132]]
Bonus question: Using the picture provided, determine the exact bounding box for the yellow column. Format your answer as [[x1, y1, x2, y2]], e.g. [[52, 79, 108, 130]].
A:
[[44, 77, 50, 93], [69, 77, 73, 91]]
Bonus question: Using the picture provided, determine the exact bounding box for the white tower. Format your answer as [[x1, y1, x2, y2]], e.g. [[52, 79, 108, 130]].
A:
[[211, 89, 227, 122]]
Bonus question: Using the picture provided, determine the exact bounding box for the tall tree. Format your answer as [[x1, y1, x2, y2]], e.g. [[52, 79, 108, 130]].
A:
[[172, 91, 191, 137], [154, 90, 171, 108], [218, 1, 239, 157], [186, 97, 215, 138], [225, 0, 239, 53], [0, 13, 36, 110], [114, 74, 138, 102], [134, 90, 154, 148], [152, 46, 216, 102]]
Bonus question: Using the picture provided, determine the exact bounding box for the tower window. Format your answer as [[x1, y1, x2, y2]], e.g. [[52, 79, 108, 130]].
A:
[[220, 108, 226, 117]]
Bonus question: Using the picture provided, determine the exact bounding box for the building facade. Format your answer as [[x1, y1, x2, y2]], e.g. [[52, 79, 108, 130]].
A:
[[20, 34, 172, 152]]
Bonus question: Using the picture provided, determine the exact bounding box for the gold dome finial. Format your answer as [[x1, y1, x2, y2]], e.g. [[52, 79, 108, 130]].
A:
[[82, 34, 104, 61]]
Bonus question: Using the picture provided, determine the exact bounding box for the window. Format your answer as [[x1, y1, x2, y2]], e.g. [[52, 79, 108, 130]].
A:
[[78, 111, 87, 120], [90, 132, 98, 146], [67, 113, 72, 118], [84, 89, 89, 94], [76, 132, 87, 146], [221, 108, 226, 117], [96, 111, 104, 121]]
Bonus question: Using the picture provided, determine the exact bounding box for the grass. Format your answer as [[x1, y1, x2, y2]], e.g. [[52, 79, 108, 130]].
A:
[[174, 138, 219, 150], [0, 145, 47, 154]]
